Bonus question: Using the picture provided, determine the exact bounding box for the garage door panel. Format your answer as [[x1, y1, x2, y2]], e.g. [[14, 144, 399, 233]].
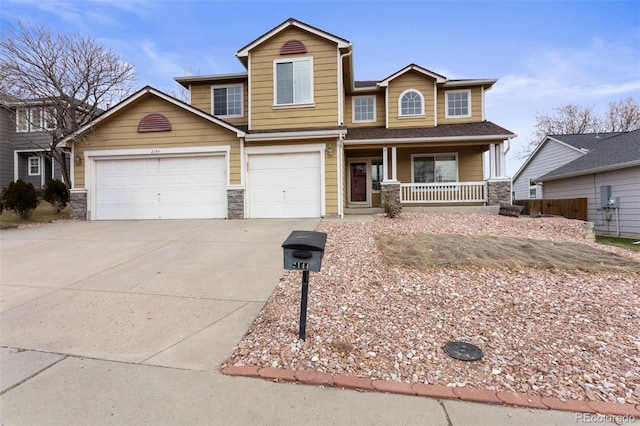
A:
[[95, 156, 227, 220], [248, 152, 321, 218]]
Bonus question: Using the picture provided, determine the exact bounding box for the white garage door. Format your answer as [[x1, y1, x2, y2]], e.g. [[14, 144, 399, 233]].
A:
[[248, 152, 321, 218], [95, 156, 226, 220]]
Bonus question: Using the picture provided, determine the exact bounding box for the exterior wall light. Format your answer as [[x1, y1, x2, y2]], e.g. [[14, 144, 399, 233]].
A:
[[74, 154, 82, 165]]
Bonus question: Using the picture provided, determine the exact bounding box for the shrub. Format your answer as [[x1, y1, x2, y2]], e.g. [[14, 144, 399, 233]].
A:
[[1, 180, 39, 219], [382, 199, 402, 219], [43, 179, 70, 213]]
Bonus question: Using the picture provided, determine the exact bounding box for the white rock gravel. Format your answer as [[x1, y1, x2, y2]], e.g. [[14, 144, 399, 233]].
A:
[[224, 212, 640, 405]]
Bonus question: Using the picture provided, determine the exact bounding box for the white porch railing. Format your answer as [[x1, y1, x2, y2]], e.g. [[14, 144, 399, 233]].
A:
[[400, 181, 488, 204]]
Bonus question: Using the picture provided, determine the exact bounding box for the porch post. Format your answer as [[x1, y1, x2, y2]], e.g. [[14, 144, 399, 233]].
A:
[[391, 146, 397, 182], [499, 142, 507, 177], [489, 143, 497, 178], [382, 147, 389, 181]]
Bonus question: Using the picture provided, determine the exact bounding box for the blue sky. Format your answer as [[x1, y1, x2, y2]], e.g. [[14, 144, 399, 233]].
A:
[[2, 0, 639, 174]]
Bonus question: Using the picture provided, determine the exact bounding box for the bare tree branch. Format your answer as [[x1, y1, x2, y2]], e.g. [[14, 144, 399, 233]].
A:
[[1, 21, 137, 187]]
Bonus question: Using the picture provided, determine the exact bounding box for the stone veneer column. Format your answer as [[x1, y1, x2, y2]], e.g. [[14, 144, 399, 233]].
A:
[[70, 189, 88, 220], [486, 179, 511, 205], [380, 182, 402, 214], [227, 188, 245, 219]]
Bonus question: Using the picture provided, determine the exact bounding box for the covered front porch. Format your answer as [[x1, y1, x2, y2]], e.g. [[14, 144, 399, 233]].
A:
[[341, 141, 511, 212]]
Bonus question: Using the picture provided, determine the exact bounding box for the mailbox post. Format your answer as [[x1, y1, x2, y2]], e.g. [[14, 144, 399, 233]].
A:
[[282, 230, 327, 341]]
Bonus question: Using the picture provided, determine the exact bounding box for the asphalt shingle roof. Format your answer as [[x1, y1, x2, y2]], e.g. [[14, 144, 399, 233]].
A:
[[538, 130, 640, 180], [345, 121, 515, 140]]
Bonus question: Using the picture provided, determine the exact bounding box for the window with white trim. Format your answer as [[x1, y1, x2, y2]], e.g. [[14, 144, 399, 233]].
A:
[[353, 96, 375, 122], [16, 108, 29, 132], [446, 90, 471, 118], [274, 57, 313, 106], [399, 89, 424, 117], [412, 154, 458, 183], [528, 178, 537, 199], [371, 159, 384, 191], [212, 84, 243, 117], [28, 156, 41, 176], [15, 107, 56, 132]]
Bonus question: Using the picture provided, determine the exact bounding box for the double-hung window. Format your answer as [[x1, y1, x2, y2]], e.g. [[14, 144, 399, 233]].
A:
[[446, 90, 471, 118], [399, 89, 424, 117], [274, 57, 313, 106], [16, 108, 29, 132], [28, 156, 41, 176], [212, 84, 243, 117], [353, 96, 375, 122], [412, 154, 458, 183]]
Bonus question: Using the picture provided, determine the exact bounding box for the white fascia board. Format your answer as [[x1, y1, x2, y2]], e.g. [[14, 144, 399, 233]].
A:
[[59, 87, 246, 147], [344, 134, 515, 146], [536, 160, 640, 182], [236, 20, 350, 58], [245, 129, 347, 141], [443, 79, 497, 87], [378, 65, 447, 87]]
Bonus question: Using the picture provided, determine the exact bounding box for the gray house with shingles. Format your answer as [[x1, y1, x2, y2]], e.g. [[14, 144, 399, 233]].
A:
[[0, 94, 66, 190], [513, 131, 640, 238]]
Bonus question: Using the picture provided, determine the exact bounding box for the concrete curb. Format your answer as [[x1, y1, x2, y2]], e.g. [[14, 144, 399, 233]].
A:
[[222, 366, 640, 417]]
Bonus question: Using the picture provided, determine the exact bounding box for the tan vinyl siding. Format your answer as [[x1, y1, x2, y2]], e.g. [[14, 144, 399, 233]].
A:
[[189, 80, 249, 127], [345, 92, 385, 127], [73, 94, 241, 188], [249, 27, 340, 130], [387, 72, 436, 128], [437, 86, 484, 124]]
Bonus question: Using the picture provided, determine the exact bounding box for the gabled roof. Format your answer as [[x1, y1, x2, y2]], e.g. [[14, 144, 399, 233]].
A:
[[59, 86, 246, 147], [345, 121, 515, 144], [235, 18, 351, 67], [512, 132, 625, 181], [536, 130, 640, 182], [378, 64, 447, 86]]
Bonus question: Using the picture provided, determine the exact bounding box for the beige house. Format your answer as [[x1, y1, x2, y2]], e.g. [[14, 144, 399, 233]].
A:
[[63, 18, 515, 220]]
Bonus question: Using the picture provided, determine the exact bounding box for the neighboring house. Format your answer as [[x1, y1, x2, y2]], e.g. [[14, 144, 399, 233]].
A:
[[0, 93, 65, 190], [513, 131, 640, 238], [61, 18, 515, 221]]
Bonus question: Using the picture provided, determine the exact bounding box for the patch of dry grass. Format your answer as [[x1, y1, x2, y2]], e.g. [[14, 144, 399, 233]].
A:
[[378, 234, 640, 273], [0, 202, 70, 229]]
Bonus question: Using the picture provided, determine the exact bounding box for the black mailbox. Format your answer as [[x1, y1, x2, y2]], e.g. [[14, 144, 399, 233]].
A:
[[282, 230, 327, 272]]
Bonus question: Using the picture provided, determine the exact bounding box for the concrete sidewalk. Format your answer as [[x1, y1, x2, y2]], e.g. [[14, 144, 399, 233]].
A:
[[0, 220, 602, 425]]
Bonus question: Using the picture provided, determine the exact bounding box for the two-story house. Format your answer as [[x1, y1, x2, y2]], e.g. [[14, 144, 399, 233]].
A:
[[62, 18, 515, 220], [0, 93, 66, 190]]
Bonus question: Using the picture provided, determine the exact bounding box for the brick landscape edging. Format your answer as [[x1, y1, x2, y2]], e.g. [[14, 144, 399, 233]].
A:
[[221, 366, 640, 417]]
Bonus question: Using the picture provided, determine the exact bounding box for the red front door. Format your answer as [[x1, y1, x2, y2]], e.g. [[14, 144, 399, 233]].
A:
[[350, 162, 367, 202]]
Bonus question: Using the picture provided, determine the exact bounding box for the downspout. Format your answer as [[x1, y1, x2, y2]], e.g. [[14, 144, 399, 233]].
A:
[[338, 133, 345, 218], [338, 49, 353, 126]]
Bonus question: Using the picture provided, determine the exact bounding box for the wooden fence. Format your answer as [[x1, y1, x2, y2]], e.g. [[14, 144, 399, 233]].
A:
[[513, 198, 588, 221]]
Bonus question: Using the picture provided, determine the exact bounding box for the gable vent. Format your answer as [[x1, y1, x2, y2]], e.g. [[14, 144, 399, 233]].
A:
[[280, 40, 307, 55], [137, 113, 172, 133]]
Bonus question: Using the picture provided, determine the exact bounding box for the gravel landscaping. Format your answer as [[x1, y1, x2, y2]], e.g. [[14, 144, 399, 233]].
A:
[[224, 212, 640, 405]]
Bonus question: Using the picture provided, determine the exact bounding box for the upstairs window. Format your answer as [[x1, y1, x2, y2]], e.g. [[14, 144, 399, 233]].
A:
[[212, 85, 243, 118], [412, 154, 458, 183], [15, 107, 57, 132], [16, 108, 29, 132], [399, 90, 424, 117], [28, 156, 41, 176], [274, 57, 313, 106], [446, 90, 471, 118], [353, 96, 376, 122]]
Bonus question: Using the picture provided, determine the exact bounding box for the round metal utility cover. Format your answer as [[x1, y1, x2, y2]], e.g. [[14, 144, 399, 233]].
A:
[[443, 341, 483, 361]]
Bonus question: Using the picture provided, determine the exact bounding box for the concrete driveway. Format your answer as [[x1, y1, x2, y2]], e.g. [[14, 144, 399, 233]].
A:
[[1, 218, 318, 375], [0, 219, 585, 425]]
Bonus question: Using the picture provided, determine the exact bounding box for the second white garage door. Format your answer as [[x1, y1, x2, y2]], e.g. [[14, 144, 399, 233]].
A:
[[248, 152, 322, 218], [95, 156, 227, 220]]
